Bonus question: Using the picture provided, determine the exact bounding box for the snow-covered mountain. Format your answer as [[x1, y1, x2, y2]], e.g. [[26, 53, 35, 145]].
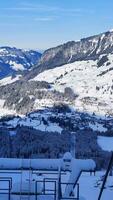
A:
[[0, 30, 113, 129], [26, 29, 113, 80], [0, 30, 113, 162], [0, 46, 41, 80]]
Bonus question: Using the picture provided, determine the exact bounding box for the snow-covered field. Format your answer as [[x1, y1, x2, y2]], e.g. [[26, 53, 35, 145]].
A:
[[0, 170, 112, 200]]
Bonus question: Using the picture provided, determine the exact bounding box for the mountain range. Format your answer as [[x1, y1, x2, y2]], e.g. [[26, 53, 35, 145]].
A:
[[0, 30, 113, 162], [0, 30, 113, 116], [25, 29, 113, 80], [0, 46, 41, 81]]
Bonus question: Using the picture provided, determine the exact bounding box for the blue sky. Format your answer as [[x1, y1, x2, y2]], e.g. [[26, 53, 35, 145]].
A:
[[0, 0, 113, 50]]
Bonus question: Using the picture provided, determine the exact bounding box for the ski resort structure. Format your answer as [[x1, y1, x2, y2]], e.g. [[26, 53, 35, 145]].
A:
[[0, 152, 96, 200]]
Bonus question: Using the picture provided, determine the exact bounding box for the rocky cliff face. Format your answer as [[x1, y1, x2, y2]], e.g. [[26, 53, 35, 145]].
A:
[[40, 30, 113, 66], [25, 30, 113, 80]]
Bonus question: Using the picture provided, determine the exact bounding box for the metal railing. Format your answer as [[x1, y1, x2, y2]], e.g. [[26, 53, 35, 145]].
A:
[[35, 179, 79, 200], [0, 173, 80, 200], [60, 183, 79, 200], [0, 177, 12, 200], [35, 180, 57, 200]]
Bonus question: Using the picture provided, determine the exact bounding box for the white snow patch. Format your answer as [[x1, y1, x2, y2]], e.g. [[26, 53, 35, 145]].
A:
[[9, 61, 25, 71], [89, 122, 107, 132], [0, 48, 8, 53], [19, 117, 63, 133], [0, 99, 17, 117], [98, 136, 113, 151], [109, 29, 113, 32], [34, 99, 54, 110], [6, 118, 20, 128], [0, 75, 21, 86]]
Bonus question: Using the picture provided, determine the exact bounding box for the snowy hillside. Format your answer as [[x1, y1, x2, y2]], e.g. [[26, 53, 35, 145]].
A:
[[0, 30, 113, 137], [27, 30, 113, 80], [32, 54, 113, 116], [1, 55, 113, 117], [0, 31, 113, 117]]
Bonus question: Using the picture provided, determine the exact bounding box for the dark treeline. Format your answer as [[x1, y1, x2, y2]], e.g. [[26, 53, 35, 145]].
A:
[[0, 126, 71, 159], [0, 126, 111, 170]]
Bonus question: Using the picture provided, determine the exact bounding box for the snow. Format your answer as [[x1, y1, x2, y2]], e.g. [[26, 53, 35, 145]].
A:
[[109, 29, 113, 32], [2, 109, 63, 133], [0, 54, 113, 118], [0, 154, 96, 200], [79, 171, 113, 200], [0, 75, 21, 86], [9, 61, 25, 71], [89, 122, 107, 132], [0, 99, 17, 117], [64, 158, 95, 197], [3, 109, 65, 133], [63, 152, 73, 160], [0, 48, 8, 53], [98, 136, 113, 151], [6, 117, 20, 128], [34, 99, 54, 110], [31, 57, 113, 116], [0, 170, 112, 200], [19, 117, 63, 134], [0, 158, 61, 170], [101, 34, 105, 41]]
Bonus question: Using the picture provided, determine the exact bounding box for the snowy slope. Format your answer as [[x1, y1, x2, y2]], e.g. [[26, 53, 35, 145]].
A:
[[32, 54, 113, 116], [0, 75, 21, 86], [0, 99, 17, 117], [27, 29, 113, 80], [1, 106, 113, 134]]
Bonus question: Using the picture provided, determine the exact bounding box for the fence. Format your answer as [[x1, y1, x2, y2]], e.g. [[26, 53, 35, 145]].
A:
[[0, 177, 12, 200], [35, 180, 57, 200], [0, 173, 80, 200]]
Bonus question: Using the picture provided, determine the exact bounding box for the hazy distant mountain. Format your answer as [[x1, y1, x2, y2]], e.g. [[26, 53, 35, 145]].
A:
[[0, 46, 41, 80]]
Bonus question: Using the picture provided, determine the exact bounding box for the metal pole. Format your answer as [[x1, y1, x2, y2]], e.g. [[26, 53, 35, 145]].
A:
[[9, 180, 11, 200], [54, 181, 57, 200], [35, 182, 37, 200], [98, 152, 113, 200], [77, 183, 79, 200], [57, 166, 62, 200], [43, 179, 45, 195]]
